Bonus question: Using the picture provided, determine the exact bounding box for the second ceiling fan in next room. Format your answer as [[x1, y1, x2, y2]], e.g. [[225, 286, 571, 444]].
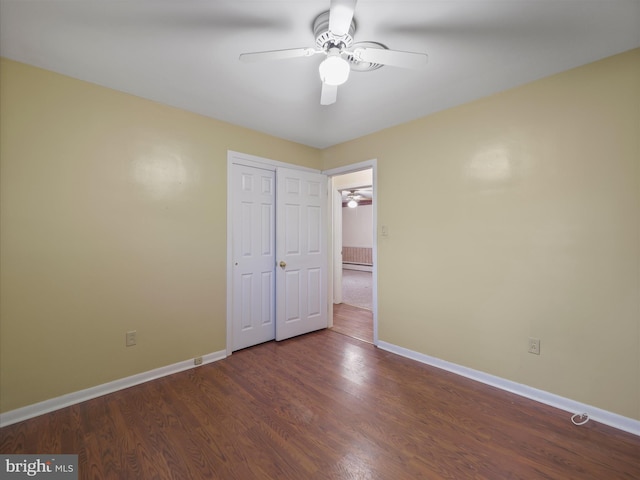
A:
[[239, 0, 429, 105]]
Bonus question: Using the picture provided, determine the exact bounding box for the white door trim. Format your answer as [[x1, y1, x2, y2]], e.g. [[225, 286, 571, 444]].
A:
[[323, 159, 378, 346], [332, 188, 343, 307], [226, 151, 322, 355]]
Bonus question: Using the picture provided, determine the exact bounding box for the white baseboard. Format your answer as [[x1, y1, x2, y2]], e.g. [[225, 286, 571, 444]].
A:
[[343, 264, 373, 272], [377, 341, 640, 437], [0, 350, 226, 428]]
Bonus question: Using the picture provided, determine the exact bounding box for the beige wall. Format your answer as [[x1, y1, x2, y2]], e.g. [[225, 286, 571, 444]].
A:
[[322, 49, 640, 420], [0, 58, 321, 413]]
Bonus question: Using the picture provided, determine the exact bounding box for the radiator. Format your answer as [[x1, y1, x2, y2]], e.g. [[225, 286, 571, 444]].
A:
[[342, 246, 373, 266]]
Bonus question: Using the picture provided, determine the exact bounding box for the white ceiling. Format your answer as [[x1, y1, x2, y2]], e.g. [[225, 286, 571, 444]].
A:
[[1, 1, 639, 149]]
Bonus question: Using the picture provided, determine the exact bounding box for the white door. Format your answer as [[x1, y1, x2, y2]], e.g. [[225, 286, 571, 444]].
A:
[[276, 167, 328, 341], [231, 164, 276, 350]]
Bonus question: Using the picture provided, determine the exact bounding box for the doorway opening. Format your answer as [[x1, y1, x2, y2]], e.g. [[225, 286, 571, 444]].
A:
[[324, 161, 377, 345]]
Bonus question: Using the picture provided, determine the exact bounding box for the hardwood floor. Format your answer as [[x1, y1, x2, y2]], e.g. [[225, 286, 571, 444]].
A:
[[2, 330, 639, 479], [332, 303, 373, 343]]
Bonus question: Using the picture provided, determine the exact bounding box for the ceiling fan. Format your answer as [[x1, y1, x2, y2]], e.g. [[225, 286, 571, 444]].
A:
[[344, 191, 362, 208], [239, 0, 428, 105], [341, 188, 371, 207]]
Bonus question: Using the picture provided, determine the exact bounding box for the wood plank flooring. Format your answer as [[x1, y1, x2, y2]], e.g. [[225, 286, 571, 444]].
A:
[[2, 329, 639, 479], [332, 303, 373, 343]]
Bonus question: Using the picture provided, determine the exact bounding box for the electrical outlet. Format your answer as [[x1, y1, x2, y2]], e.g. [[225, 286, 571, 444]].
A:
[[528, 337, 540, 355], [194, 356, 203, 366], [126, 330, 137, 347]]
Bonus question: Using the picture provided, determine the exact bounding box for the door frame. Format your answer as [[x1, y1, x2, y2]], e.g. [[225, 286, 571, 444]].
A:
[[323, 159, 378, 346], [226, 151, 324, 356]]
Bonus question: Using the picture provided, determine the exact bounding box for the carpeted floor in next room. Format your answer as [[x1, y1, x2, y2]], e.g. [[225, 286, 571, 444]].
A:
[[341, 268, 372, 310]]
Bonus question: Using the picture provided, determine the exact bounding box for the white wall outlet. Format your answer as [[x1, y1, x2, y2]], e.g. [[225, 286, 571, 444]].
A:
[[528, 337, 540, 355], [194, 356, 203, 366], [126, 330, 137, 347]]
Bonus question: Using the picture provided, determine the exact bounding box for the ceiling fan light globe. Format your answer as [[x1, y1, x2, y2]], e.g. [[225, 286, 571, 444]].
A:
[[347, 199, 358, 208], [319, 56, 350, 86]]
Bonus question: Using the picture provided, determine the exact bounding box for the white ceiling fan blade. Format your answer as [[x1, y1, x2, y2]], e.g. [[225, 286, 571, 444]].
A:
[[321, 83, 338, 105], [353, 47, 428, 69], [239, 47, 317, 63], [329, 0, 357, 37]]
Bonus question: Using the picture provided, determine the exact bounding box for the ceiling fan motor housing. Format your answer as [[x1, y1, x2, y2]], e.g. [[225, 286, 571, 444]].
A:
[[313, 11, 385, 72], [313, 11, 355, 50]]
